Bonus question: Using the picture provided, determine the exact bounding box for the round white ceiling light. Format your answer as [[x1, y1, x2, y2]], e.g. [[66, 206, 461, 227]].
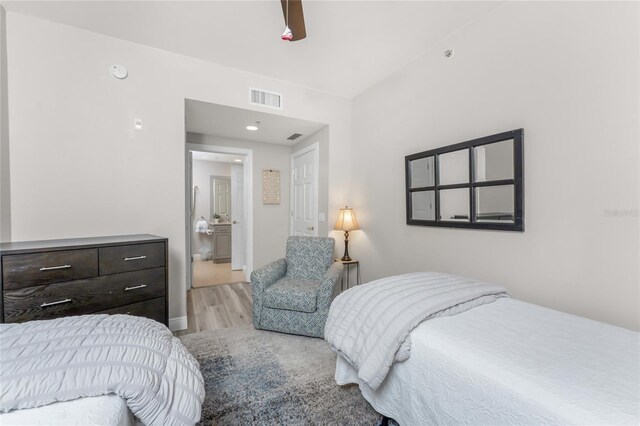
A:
[[246, 121, 260, 131]]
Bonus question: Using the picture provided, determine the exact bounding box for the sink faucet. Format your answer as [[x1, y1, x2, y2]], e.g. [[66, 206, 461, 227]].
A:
[[224, 214, 230, 222]]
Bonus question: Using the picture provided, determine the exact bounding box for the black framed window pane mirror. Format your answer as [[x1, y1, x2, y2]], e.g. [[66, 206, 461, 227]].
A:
[[438, 149, 469, 185], [475, 185, 515, 223], [439, 188, 470, 222], [411, 191, 435, 220], [474, 139, 514, 182], [405, 128, 523, 231], [409, 156, 435, 188]]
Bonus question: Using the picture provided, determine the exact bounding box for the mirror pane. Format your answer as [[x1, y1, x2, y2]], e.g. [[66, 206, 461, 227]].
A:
[[439, 188, 469, 222], [475, 185, 514, 222], [474, 140, 514, 182], [438, 149, 469, 185], [411, 191, 435, 220], [410, 157, 435, 188]]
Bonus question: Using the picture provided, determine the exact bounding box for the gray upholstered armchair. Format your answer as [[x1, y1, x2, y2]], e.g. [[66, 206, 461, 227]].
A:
[[251, 236, 343, 338]]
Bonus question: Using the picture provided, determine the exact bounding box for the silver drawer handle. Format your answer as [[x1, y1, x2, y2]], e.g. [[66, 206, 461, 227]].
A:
[[41, 298, 72, 308], [124, 284, 147, 291], [124, 255, 147, 261], [39, 264, 71, 271]]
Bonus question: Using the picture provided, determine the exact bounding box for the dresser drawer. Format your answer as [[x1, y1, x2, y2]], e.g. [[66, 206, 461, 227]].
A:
[[105, 267, 165, 308], [3, 267, 165, 323], [99, 242, 165, 275], [2, 249, 98, 290], [98, 297, 166, 324]]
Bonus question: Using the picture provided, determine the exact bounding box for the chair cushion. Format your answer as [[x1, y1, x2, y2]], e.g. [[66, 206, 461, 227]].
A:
[[285, 236, 335, 281], [263, 277, 322, 313]]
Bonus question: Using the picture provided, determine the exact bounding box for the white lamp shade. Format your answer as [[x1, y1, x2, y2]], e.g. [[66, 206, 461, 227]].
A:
[[334, 207, 360, 232]]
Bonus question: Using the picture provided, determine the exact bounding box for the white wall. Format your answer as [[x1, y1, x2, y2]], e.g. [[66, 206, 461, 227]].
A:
[[191, 159, 230, 254], [3, 12, 351, 327], [0, 7, 10, 242], [187, 133, 293, 268], [351, 1, 639, 330]]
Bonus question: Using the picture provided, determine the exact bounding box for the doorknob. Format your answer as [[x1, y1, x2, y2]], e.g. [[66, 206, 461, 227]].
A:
[[307, 226, 314, 231]]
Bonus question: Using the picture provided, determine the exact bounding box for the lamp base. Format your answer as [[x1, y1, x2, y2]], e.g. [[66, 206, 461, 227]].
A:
[[341, 230, 351, 262]]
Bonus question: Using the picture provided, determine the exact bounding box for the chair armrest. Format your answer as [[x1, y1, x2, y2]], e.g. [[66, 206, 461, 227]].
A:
[[250, 258, 287, 293], [317, 262, 344, 311], [250, 258, 287, 328]]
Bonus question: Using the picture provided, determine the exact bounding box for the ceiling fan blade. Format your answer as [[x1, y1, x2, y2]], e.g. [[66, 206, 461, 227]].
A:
[[281, 0, 306, 41]]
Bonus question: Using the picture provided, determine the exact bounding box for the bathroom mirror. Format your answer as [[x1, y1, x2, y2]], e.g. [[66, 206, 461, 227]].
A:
[[405, 129, 524, 231]]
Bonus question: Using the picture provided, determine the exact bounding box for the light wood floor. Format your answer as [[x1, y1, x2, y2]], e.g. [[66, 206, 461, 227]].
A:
[[192, 260, 246, 288], [175, 282, 252, 336]]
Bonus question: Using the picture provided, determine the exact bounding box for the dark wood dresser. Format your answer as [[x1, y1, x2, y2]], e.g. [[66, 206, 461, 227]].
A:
[[0, 235, 168, 326]]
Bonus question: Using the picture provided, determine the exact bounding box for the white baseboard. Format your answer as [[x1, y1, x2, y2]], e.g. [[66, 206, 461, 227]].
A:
[[169, 316, 188, 331]]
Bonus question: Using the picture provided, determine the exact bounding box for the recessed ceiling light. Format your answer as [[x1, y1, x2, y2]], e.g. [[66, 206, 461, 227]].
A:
[[246, 121, 260, 131], [234, 159, 242, 163]]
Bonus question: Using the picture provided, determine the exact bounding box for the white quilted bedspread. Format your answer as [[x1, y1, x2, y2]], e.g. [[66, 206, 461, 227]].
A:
[[326, 272, 508, 390], [336, 298, 640, 425], [0, 315, 205, 426]]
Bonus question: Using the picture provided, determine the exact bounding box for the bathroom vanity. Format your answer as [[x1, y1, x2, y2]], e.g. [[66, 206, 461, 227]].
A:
[[212, 224, 231, 263]]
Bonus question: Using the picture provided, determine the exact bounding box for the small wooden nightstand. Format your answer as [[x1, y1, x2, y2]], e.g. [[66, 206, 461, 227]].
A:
[[335, 259, 360, 291]]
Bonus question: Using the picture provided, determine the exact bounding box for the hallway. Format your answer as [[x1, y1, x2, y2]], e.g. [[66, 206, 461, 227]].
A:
[[192, 258, 246, 288]]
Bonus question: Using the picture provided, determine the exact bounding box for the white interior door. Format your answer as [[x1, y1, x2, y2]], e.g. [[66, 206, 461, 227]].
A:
[[291, 145, 318, 236], [231, 164, 245, 272], [211, 177, 231, 219]]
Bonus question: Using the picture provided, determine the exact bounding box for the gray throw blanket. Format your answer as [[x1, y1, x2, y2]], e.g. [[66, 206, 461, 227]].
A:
[[0, 315, 204, 425], [325, 272, 509, 390]]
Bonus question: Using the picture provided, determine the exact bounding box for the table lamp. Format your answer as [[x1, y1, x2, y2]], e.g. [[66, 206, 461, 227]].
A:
[[334, 206, 360, 261]]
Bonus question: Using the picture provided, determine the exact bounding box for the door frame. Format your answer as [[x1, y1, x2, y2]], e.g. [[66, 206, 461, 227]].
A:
[[290, 142, 319, 236], [229, 163, 245, 271], [185, 143, 254, 291]]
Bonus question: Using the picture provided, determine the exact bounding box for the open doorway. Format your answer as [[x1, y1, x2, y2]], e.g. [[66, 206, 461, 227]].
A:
[[185, 143, 254, 294], [182, 98, 327, 334], [189, 151, 248, 288]]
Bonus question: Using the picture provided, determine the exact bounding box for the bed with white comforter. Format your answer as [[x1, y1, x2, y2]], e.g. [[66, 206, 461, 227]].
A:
[[327, 272, 640, 425], [0, 314, 205, 426]]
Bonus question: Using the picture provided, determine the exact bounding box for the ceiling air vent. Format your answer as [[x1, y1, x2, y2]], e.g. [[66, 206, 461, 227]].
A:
[[287, 133, 303, 141], [249, 88, 282, 109]]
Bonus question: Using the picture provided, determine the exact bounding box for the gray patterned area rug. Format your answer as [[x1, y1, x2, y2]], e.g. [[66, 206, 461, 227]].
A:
[[179, 326, 383, 425]]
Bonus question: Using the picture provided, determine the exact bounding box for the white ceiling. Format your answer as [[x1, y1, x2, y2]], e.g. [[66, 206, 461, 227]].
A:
[[186, 99, 326, 145], [3, 0, 502, 98]]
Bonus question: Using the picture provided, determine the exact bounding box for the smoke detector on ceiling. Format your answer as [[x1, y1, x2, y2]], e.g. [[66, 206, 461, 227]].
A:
[[110, 64, 128, 79]]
